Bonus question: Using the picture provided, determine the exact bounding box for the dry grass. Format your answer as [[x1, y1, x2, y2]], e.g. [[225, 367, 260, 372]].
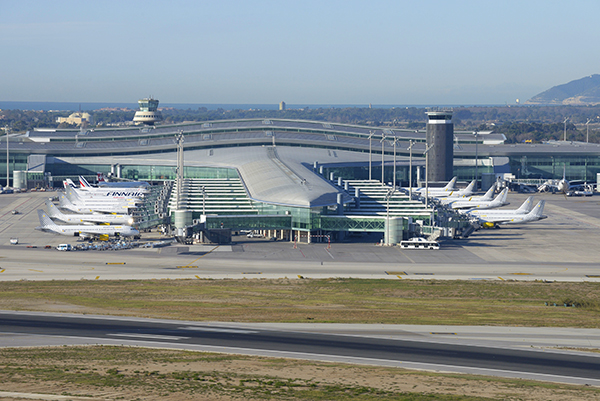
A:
[[1, 346, 599, 400], [0, 279, 599, 327]]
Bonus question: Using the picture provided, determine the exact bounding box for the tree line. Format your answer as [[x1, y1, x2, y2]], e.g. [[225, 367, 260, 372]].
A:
[[2, 105, 600, 144]]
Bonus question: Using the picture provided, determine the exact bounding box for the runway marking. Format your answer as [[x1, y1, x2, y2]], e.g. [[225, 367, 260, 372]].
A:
[[242, 272, 262, 274], [324, 247, 334, 259], [430, 332, 457, 335], [413, 273, 434, 275], [397, 275, 403, 279], [179, 246, 220, 269], [510, 273, 532, 275], [179, 326, 259, 334], [106, 262, 126, 265], [498, 277, 505, 281], [195, 275, 201, 279], [108, 333, 189, 340], [95, 276, 100, 280], [586, 275, 600, 278], [177, 265, 198, 269], [385, 271, 407, 275], [0, 269, 4, 273], [28, 269, 43, 273]]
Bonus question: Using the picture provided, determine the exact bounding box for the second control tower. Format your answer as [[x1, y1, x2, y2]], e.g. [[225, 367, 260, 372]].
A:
[[425, 109, 454, 182], [133, 97, 163, 125]]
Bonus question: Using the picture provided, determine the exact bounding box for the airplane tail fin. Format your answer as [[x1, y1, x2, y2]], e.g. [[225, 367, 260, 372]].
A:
[[443, 177, 457, 191], [45, 199, 63, 218], [463, 180, 475, 194], [79, 175, 92, 188], [493, 188, 508, 203], [65, 178, 77, 189], [37, 210, 56, 227], [97, 172, 107, 182], [516, 196, 534, 213], [480, 185, 496, 201], [530, 200, 545, 218]]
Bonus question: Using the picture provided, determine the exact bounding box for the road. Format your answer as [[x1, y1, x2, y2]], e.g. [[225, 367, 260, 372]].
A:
[[1, 310, 600, 386]]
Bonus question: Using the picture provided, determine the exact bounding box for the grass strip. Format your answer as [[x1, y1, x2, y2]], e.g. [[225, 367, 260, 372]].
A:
[[0, 279, 599, 327]]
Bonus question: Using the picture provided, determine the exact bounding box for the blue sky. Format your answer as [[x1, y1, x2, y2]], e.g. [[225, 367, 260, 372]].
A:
[[1, 0, 599, 105]]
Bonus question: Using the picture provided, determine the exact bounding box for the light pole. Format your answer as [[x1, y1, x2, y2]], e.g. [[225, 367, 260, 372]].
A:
[[423, 142, 434, 208], [586, 118, 593, 143], [380, 133, 386, 184], [391, 136, 399, 189], [368, 131, 374, 180], [473, 130, 479, 191], [407, 140, 414, 199], [4, 125, 9, 188], [385, 188, 394, 246], [563, 117, 569, 142]]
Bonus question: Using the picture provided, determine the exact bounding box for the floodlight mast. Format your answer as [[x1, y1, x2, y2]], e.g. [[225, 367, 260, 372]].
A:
[[385, 188, 395, 246], [380, 133, 386, 184], [390, 135, 399, 189], [4, 125, 9, 188], [563, 117, 569, 142], [423, 142, 434, 208], [407, 139, 415, 199], [368, 131, 374, 180]]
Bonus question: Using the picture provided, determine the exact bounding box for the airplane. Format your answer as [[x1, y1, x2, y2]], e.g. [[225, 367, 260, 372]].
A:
[[94, 173, 151, 189], [59, 193, 137, 214], [64, 184, 143, 206], [46, 199, 134, 225], [64, 179, 147, 200], [437, 183, 495, 205], [81, 175, 150, 191], [468, 196, 534, 218], [470, 200, 547, 227], [538, 165, 570, 194], [406, 176, 458, 196], [449, 188, 509, 210], [36, 210, 139, 239]]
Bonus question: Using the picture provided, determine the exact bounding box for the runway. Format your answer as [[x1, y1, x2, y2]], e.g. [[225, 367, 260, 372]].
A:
[[2, 310, 600, 386]]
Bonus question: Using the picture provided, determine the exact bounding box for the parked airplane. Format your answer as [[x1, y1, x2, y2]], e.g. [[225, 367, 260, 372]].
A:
[[449, 188, 508, 209], [470, 200, 547, 227], [59, 193, 136, 214], [63, 184, 142, 207], [449, 188, 509, 210], [36, 210, 139, 239], [468, 196, 534, 218], [46, 199, 134, 225], [538, 166, 570, 194], [437, 184, 495, 205], [64, 179, 147, 200], [407, 176, 457, 195]]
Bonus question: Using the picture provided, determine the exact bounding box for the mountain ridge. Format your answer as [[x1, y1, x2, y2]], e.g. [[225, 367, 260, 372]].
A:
[[527, 74, 600, 105]]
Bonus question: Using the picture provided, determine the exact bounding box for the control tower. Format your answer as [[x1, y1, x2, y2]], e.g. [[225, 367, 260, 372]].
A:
[[133, 97, 163, 125], [425, 109, 454, 182]]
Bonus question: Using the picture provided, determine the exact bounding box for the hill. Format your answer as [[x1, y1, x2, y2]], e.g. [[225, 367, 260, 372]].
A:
[[526, 74, 600, 105]]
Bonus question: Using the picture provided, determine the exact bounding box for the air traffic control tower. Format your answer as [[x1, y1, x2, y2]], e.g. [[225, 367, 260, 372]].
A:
[[425, 108, 454, 182], [133, 97, 163, 125]]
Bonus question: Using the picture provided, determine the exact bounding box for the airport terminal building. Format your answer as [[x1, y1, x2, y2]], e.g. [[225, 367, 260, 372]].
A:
[[3, 117, 600, 241]]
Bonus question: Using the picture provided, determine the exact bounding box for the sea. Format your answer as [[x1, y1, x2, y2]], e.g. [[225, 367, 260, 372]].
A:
[[0, 101, 487, 112]]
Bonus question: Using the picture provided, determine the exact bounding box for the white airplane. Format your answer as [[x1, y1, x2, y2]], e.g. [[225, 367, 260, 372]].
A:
[[538, 166, 570, 194], [64, 179, 147, 200], [470, 200, 547, 227], [437, 184, 495, 205], [36, 210, 139, 239], [46, 199, 134, 225], [59, 193, 137, 214], [64, 184, 142, 206], [468, 196, 534, 218], [449, 188, 509, 210], [81, 175, 150, 191], [407, 176, 457, 195]]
